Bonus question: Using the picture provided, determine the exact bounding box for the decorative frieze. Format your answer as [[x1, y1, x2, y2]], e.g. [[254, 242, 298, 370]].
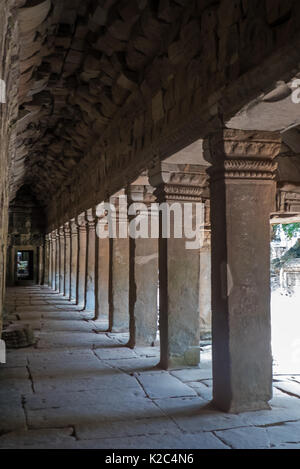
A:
[[204, 129, 281, 182], [148, 161, 209, 202]]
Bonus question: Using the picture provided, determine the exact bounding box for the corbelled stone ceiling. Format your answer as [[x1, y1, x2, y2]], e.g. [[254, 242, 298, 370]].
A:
[[14, 0, 195, 205], [11, 0, 300, 212]]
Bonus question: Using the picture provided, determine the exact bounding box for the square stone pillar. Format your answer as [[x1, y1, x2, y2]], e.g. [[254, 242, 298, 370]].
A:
[[95, 203, 110, 320], [50, 231, 57, 290], [55, 229, 60, 291], [199, 200, 212, 339], [70, 219, 78, 303], [38, 245, 44, 285], [77, 213, 87, 308], [44, 234, 50, 286], [127, 181, 158, 348], [149, 162, 208, 369], [204, 129, 281, 413], [109, 191, 130, 332], [85, 208, 96, 312], [64, 222, 71, 299], [58, 226, 65, 294]]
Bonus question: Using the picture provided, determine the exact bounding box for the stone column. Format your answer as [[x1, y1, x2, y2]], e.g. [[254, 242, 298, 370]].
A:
[[70, 219, 78, 303], [77, 213, 87, 308], [199, 200, 212, 339], [85, 208, 96, 312], [38, 245, 44, 285], [51, 231, 57, 290], [44, 234, 50, 286], [48, 233, 53, 288], [58, 226, 65, 294], [149, 162, 207, 369], [204, 129, 281, 413], [95, 203, 110, 320], [109, 191, 130, 332], [55, 229, 60, 291], [127, 181, 158, 348], [64, 222, 71, 299]]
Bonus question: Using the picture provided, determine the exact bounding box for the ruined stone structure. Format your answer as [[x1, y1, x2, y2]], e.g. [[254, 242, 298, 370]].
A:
[[3, 1, 300, 443]]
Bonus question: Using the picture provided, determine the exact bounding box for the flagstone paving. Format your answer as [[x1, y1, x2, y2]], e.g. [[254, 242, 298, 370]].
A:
[[1, 286, 300, 449]]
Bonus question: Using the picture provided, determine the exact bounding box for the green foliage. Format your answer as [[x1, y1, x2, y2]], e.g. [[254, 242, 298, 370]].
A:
[[282, 223, 300, 240], [272, 223, 300, 240]]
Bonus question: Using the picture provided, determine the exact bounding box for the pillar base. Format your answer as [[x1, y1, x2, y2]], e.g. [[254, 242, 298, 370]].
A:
[[212, 398, 272, 414], [109, 326, 128, 333], [127, 338, 157, 349], [160, 347, 200, 369]]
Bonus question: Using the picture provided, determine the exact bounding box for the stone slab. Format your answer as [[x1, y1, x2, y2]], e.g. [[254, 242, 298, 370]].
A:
[[215, 427, 270, 449], [155, 397, 251, 432], [136, 371, 197, 398], [0, 428, 75, 449], [171, 368, 212, 382]]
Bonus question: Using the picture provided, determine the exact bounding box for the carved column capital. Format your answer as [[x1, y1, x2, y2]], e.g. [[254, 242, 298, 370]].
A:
[[204, 129, 281, 182], [148, 161, 209, 202], [70, 218, 78, 237], [77, 212, 88, 231], [58, 226, 65, 239], [64, 221, 71, 238], [110, 189, 128, 221], [127, 183, 156, 206], [85, 208, 97, 229]]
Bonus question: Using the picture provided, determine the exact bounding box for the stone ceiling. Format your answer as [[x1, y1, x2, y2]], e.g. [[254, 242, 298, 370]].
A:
[[10, 0, 300, 212], [14, 0, 196, 205]]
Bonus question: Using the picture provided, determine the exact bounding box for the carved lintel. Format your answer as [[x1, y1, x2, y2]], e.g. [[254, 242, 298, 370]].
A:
[[276, 189, 300, 213], [127, 184, 156, 205]]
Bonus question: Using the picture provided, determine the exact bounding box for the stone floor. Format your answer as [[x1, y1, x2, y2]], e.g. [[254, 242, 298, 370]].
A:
[[1, 286, 300, 449]]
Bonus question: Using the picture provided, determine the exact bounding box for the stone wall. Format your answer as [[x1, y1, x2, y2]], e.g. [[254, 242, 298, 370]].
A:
[[0, 1, 21, 333]]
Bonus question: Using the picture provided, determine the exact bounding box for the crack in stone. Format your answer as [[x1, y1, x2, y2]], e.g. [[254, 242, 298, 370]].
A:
[[256, 418, 300, 428], [21, 394, 29, 431], [211, 431, 234, 449]]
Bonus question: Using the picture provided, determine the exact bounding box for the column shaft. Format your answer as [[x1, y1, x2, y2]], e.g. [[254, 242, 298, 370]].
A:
[[149, 162, 207, 368], [77, 214, 87, 307], [95, 209, 110, 320], [64, 222, 71, 299], [127, 183, 158, 348], [85, 209, 96, 312], [55, 230, 60, 291], [70, 219, 78, 302], [58, 227, 65, 293], [109, 192, 129, 332], [44, 235, 50, 286], [205, 129, 281, 412]]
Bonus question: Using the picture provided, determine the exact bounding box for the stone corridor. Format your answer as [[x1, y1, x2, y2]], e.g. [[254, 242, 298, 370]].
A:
[[0, 287, 300, 449]]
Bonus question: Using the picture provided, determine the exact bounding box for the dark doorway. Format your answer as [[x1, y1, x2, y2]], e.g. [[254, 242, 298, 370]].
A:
[[17, 250, 34, 280]]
